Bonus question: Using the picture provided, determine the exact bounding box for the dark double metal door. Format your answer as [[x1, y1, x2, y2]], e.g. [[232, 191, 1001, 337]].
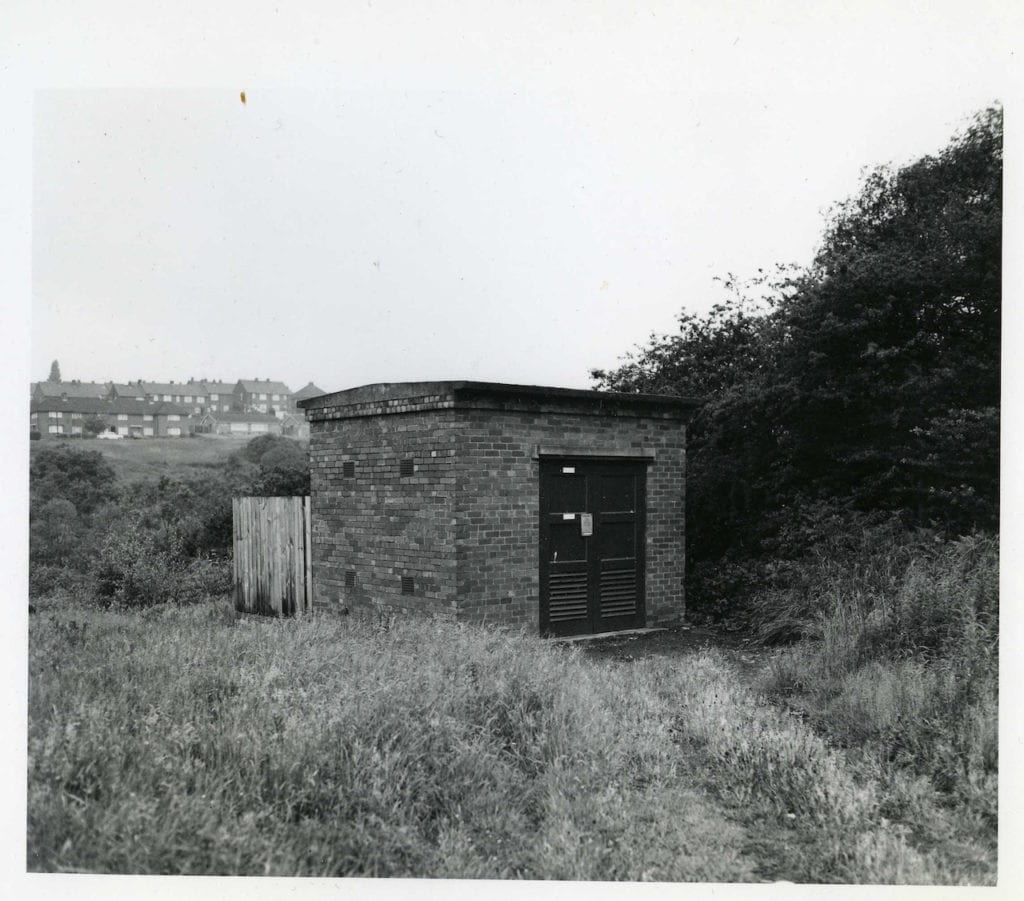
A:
[[539, 459, 646, 637]]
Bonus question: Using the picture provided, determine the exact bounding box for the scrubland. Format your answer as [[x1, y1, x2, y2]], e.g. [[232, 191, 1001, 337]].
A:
[[28, 562, 995, 883]]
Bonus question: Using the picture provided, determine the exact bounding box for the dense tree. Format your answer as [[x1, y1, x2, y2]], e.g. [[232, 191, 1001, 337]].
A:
[[230, 434, 310, 497], [82, 414, 107, 436], [48, 360, 61, 382], [593, 107, 1001, 609], [30, 446, 118, 520]]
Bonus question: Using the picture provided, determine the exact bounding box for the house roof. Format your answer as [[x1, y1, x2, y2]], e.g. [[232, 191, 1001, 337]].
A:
[[109, 383, 146, 397], [292, 381, 326, 401], [33, 381, 109, 399], [31, 397, 110, 414], [31, 398, 191, 416], [202, 411, 280, 423], [236, 379, 292, 395], [199, 381, 236, 394], [141, 382, 208, 397]]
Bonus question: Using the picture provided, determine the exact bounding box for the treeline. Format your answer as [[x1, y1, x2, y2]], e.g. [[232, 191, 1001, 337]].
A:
[[29, 434, 310, 608], [593, 106, 1001, 619]]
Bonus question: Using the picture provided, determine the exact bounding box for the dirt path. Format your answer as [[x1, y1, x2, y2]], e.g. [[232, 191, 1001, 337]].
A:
[[579, 624, 773, 681]]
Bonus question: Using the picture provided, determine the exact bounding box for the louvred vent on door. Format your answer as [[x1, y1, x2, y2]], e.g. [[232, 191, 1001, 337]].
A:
[[547, 571, 588, 623], [599, 567, 637, 617]]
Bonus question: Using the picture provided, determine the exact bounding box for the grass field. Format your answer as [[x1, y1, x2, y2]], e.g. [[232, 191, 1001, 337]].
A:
[[30, 435, 253, 482], [27, 601, 993, 882]]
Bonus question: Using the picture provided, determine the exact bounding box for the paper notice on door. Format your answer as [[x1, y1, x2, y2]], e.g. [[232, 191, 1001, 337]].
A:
[[580, 513, 593, 536], [562, 513, 575, 520], [561, 466, 576, 474]]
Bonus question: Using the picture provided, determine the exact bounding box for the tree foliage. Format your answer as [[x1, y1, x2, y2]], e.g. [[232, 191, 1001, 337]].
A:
[[229, 434, 310, 497], [593, 107, 1001, 611], [30, 446, 118, 520], [48, 360, 61, 382]]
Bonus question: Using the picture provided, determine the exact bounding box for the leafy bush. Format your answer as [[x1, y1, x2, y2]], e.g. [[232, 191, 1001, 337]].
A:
[[118, 474, 235, 559], [90, 520, 231, 609], [30, 445, 118, 519], [229, 434, 310, 496], [30, 498, 85, 568], [29, 564, 90, 600]]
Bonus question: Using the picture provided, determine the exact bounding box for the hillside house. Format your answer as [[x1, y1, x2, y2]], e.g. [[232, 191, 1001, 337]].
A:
[[30, 397, 193, 437], [138, 381, 209, 416], [292, 381, 326, 405], [234, 379, 293, 416], [197, 410, 282, 436], [299, 381, 698, 637], [199, 380, 237, 413], [32, 380, 109, 403], [278, 411, 310, 439], [107, 382, 147, 401]]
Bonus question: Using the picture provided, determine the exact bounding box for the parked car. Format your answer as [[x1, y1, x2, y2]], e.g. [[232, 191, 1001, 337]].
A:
[[96, 430, 124, 440]]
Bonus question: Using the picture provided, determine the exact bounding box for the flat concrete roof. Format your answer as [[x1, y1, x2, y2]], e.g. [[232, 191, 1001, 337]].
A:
[[297, 380, 700, 419]]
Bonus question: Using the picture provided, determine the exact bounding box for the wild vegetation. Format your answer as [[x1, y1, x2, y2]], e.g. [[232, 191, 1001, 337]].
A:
[[29, 434, 310, 609], [28, 604, 991, 882], [591, 106, 1001, 877]]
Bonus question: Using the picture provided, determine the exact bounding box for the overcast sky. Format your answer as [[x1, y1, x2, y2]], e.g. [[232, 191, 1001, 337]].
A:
[[16, 2, 1016, 395]]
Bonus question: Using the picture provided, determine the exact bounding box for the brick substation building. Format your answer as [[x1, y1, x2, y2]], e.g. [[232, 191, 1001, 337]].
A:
[[298, 381, 698, 637]]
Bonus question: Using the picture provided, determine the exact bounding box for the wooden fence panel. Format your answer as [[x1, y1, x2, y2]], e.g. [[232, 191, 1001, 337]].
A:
[[232, 496, 312, 616]]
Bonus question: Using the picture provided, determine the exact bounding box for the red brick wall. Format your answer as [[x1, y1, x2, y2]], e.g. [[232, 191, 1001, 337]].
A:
[[309, 407, 460, 619], [306, 385, 688, 632]]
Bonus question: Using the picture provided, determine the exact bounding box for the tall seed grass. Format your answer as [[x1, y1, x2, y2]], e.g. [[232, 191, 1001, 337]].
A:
[[754, 533, 997, 876], [29, 600, 990, 882], [28, 604, 755, 880]]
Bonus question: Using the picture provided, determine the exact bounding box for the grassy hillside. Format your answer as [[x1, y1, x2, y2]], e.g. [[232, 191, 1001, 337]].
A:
[[27, 602, 992, 882], [30, 435, 252, 482]]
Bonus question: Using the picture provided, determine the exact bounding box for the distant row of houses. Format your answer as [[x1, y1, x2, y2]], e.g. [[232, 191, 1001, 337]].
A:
[[32, 377, 324, 416], [30, 377, 325, 439]]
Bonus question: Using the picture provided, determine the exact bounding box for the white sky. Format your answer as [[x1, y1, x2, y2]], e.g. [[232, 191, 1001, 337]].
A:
[[3, 3, 1024, 899], [8, 2, 1018, 394]]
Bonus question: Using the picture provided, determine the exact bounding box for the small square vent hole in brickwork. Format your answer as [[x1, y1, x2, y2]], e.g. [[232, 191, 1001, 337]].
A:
[[401, 576, 415, 595], [343, 461, 355, 478], [345, 570, 355, 589], [400, 458, 414, 477]]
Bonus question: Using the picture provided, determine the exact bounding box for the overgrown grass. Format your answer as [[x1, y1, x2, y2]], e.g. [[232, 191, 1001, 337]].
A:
[[27, 602, 990, 882], [752, 533, 997, 879], [28, 605, 754, 879]]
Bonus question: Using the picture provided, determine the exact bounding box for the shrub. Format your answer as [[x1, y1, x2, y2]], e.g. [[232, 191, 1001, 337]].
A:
[[90, 527, 181, 608], [30, 498, 84, 568], [29, 564, 90, 600], [30, 445, 118, 518]]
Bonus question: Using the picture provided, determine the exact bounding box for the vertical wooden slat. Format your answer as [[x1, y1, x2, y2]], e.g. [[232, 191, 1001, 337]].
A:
[[274, 497, 284, 616], [304, 496, 313, 612], [292, 496, 302, 615], [275, 497, 284, 616], [232, 498, 240, 611]]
